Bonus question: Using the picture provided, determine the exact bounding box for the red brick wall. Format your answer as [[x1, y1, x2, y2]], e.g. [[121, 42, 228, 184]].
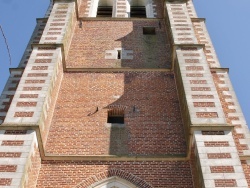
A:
[[190, 146, 203, 188], [152, 0, 164, 18], [241, 160, 250, 186], [40, 55, 64, 147], [212, 72, 246, 154], [0, 178, 11, 186], [45, 72, 186, 155], [36, 161, 194, 188], [24, 146, 41, 188], [78, 0, 90, 18], [66, 20, 171, 69]]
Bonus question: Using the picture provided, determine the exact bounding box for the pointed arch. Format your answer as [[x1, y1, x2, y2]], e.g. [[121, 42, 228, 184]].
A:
[[74, 169, 153, 188], [88, 0, 114, 17], [128, 0, 156, 18], [88, 176, 137, 188]]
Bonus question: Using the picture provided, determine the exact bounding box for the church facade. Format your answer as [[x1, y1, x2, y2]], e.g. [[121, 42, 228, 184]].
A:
[[0, 0, 249, 187]]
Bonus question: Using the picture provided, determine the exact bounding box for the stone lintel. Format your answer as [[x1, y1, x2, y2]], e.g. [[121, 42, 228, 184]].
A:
[[36, 18, 48, 23], [240, 155, 250, 160], [210, 67, 229, 73], [9, 68, 24, 74], [65, 68, 172, 72], [191, 18, 206, 22], [190, 124, 234, 132]]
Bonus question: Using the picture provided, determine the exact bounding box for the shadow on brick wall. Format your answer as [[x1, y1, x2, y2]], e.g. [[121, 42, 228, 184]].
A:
[[106, 71, 187, 156]]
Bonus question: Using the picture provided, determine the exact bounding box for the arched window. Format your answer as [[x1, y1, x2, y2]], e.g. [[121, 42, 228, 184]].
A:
[[129, 0, 146, 18], [87, 0, 155, 18], [88, 0, 114, 17], [97, 0, 113, 17], [128, 0, 155, 18]]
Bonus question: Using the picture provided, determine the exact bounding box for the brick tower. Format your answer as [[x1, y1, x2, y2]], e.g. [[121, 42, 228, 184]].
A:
[[0, 0, 249, 187]]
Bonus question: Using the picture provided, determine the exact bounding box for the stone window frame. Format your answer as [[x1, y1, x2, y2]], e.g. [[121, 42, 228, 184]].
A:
[[88, 0, 155, 18], [89, 0, 115, 17], [107, 108, 125, 124], [127, 0, 155, 18]]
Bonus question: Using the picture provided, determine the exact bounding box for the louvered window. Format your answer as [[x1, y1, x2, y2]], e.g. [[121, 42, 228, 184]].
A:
[[97, 6, 112, 17], [107, 109, 124, 124], [130, 6, 146, 18]]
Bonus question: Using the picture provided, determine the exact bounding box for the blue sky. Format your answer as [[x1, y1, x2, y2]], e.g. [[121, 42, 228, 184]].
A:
[[0, 0, 249, 126]]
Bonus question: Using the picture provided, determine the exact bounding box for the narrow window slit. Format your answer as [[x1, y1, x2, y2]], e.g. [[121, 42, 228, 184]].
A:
[[143, 27, 156, 35], [117, 50, 121, 59]]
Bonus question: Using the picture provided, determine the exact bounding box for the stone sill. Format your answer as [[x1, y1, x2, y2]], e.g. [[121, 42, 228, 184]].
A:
[[105, 123, 126, 128]]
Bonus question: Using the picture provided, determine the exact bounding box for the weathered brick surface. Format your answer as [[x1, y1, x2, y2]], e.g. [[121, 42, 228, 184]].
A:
[[214, 179, 237, 187], [207, 153, 231, 159], [25, 146, 41, 188], [27, 73, 48, 77], [0, 178, 12, 186], [190, 146, 203, 188], [204, 141, 229, 147], [212, 72, 246, 155], [196, 112, 218, 118], [25, 80, 45, 84], [186, 66, 204, 71], [193, 102, 215, 107], [1, 140, 24, 146], [241, 160, 250, 186], [210, 166, 234, 173], [185, 59, 199, 63], [23, 87, 42, 91], [2, 1, 248, 188], [201, 131, 224, 135], [14, 112, 34, 117], [191, 87, 211, 91], [20, 94, 39, 98], [190, 80, 207, 84], [4, 130, 27, 135], [35, 59, 52, 63], [36, 161, 194, 188], [66, 20, 171, 69], [192, 95, 214, 99], [36, 53, 53, 56], [186, 73, 203, 77], [0, 165, 17, 172], [16, 102, 37, 107], [32, 66, 48, 70], [40, 54, 64, 146], [0, 152, 21, 158], [45, 72, 186, 155]]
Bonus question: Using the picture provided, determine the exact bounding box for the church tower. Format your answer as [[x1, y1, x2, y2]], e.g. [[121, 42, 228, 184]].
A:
[[0, 0, 249, 187]]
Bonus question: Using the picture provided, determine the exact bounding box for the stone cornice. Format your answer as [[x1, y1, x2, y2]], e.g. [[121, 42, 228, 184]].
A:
[[65, 68, 172, 72], [191, 18, 206, 22], [9, 68, 24, 73]]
